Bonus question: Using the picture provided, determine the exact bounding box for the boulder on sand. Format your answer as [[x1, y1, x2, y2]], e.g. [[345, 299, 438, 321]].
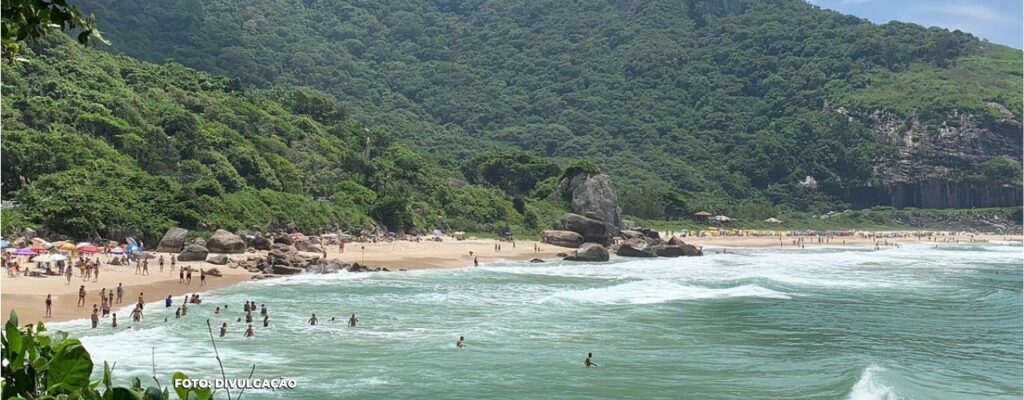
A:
[[208, 254, 229, 265], [615, 237, 657, 257], [156, 227, 188, 253], [207, 229, 246, 253], [273, 234, 294, 245], [540, 230, 584, 248], [249, 235, 272, 251], [620, 229, 643, 239], [563, 243, 609, 262], [178, 244, 209, 262], [559, 213, 614, 245], [293, 238, 324, 253]]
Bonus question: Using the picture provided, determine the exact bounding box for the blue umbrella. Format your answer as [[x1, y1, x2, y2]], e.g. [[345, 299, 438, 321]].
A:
[[126, 244, 143, 252], [0, 240, 8, 249]]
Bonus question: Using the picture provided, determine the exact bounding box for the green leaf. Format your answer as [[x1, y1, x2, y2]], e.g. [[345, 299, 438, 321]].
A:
[[131, 377, 142, 390], [171, 372, 189, 400], [46, 340, 94, 394], [110, 387, 144, 400], [144, 386, 165, 400]]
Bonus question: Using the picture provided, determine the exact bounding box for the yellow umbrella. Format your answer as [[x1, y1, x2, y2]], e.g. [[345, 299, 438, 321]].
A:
[[54, 241, 76, 251]]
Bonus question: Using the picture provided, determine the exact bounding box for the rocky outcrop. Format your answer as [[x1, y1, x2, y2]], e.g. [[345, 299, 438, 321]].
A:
[[563, 243, 609, 262], [829, 107, 1023, 208], [178, 244, 208, 262], [655, 237, 703, 257], [560, 173, 622, 228], [207, 229, 245, 253], [615, 238, 657, 257], [620, 230, 643, 239], [156, 228, 188, 253], [540, 230, 584, 248], [294, 238, 323, 253], [559, 213, 614, 245], [271, 265, 304, 275], [273, 234, 293, 245]]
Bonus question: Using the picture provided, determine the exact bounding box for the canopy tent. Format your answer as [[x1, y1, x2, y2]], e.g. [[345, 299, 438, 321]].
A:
[[693, 211, 712, 217], [13, 248, 38, 256], [35, 254, 68, 262], [78, 245, 100, 253]]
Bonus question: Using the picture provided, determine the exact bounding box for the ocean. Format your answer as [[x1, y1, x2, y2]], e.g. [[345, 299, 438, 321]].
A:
[[53, 244, 1022, 399]]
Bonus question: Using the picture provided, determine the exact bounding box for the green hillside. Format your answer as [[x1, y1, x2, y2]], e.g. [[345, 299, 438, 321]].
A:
[[74, 0, 1023, 217], [1, 38, 566, 240]]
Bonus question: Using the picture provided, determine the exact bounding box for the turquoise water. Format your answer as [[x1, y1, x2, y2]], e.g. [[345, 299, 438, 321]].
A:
[[55, 244, 1022, 399]]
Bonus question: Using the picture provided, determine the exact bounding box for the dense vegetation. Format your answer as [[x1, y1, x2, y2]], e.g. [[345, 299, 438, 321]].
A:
[[74, 0, 1023, 218], [1, 38, 568, 241]]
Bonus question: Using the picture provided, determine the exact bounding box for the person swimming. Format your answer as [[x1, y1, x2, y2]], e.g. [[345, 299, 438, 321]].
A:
[[263, 315, 269, 327], [456, 336, 464, 350], [308, 313, 318, 325], [348, 313, 358, 327], [244, 324, 254, 338], [585, 353, 598, 367], [220, 323, 228, 337]]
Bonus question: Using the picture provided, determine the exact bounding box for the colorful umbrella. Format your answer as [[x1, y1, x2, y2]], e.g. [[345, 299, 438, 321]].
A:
[[78, 245, 100, 253], [35, 254, 68, 262], [13, 248, 38, 256], [29, 244, 47, 252], [76, 242, 93, 249], [54, 242, 77, 251], [126, 244, 143, 252]]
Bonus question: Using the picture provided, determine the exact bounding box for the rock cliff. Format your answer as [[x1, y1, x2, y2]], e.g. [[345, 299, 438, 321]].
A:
[[559, 173, 623, 227]]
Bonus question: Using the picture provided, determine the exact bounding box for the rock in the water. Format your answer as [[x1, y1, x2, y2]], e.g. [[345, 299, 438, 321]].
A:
[[178, 244, 209, 262], [560, 173, 622, 228], [208, 254, 229, 265], [207, 229, 246, 253], [293, 238, 324, 253], [616, 238, 657, 257], [559, 213, 614, 245], [540, 230, 584, 248], [655, 238, 703, 257], [156, 227, 188, 253], [530, 258, 545, 263], [271, 265, 303, 275], [563, 243, 610, 262], [249, 235, 271, 251]]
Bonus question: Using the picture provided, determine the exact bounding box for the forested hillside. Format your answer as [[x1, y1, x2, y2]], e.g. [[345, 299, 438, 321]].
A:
[[76, 0, 1023, 217], [1, 38, 568, 240]]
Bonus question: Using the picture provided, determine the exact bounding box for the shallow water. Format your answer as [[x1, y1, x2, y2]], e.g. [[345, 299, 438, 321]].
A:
[[54, 244, 1023, 399]]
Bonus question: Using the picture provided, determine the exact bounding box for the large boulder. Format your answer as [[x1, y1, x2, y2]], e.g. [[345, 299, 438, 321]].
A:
[[249, 235, 272, 251], [294, 238, 324, 253], [273, 234, 293, 245], [655, 237, 703, 257], [208, 254, 229, 265], [156, 227, 189, 253], [560, 173, 622, 228], [616, 238, 657, 257], [620, 230, 644, 239], [563, 243, 610, 262], [540, 230, 584, 248], [559, 213, 614, 245], [178, 244, 209, 262], [207, 229, 246, 253]]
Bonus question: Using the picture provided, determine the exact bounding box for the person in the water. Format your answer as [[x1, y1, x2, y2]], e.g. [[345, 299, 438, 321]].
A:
[[585, 353, 598, 367], [456, 336, 465, 350], [308, 313, 318, 325], [220, 323, 228, 337], [348, 313, 358, 327], [244, 324, 254, 338]]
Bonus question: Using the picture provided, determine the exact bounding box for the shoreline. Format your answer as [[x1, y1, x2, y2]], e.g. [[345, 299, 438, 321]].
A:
[[3, 235, 1019, 324]]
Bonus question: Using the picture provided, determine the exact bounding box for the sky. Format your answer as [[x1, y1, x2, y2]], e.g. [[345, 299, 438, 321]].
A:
[[808, 0, 1023, 48]]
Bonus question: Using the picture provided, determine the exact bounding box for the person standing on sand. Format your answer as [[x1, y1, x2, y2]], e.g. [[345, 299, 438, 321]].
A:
[[159, 255, 165, 273], [78, 286, 86, 307], [142, 260, 149, 276], [348, 313, 358, 327], [65, 265, 72, 284], [244, 324, 255, 338], [220, 323, 228, 337], [135, 259, 141, 275], [308, 313, 318, 325], [200, 269, 206, 286], [179, 268, 184, 283], [93, 263, 99, 282], [44, 295, 52, 318], [116, 283, 124, 304], [186, 268, 192, 284], [170, 256, 176, 275], [585, 353, 598, 367], [99, 288, 106, 303]]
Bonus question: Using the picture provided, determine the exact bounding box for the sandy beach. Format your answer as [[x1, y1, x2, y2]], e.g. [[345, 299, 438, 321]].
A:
[[3, 234, 1018, 324]]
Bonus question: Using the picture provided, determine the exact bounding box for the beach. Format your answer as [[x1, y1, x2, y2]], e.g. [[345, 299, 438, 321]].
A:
[[3, 234, 1018, 324], [0, 239, 571, 324]]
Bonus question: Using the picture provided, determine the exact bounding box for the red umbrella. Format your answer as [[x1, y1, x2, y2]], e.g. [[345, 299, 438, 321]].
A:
[[78, 245, 100, 253], [29, 244, 47, 252]]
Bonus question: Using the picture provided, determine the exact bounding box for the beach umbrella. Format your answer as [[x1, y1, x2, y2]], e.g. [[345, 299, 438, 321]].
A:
[[694, 211, 712, 217], [35, 254, 68, 262], [51, 241, 75, 251], [126, 244, 143, 252], [31, 237, 50, 247], [0, 240, 8, 249], [13, 248, 38, 256], [78, 245, 100, 253], [29, 244, 48, 252], [76, 242, 93, 249], [110, 247, 125, 255]]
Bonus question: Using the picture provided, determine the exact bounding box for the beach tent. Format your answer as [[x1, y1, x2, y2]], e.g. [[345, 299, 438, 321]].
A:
[[13, 248, 37, 256], [78, 245, 100, 253]]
